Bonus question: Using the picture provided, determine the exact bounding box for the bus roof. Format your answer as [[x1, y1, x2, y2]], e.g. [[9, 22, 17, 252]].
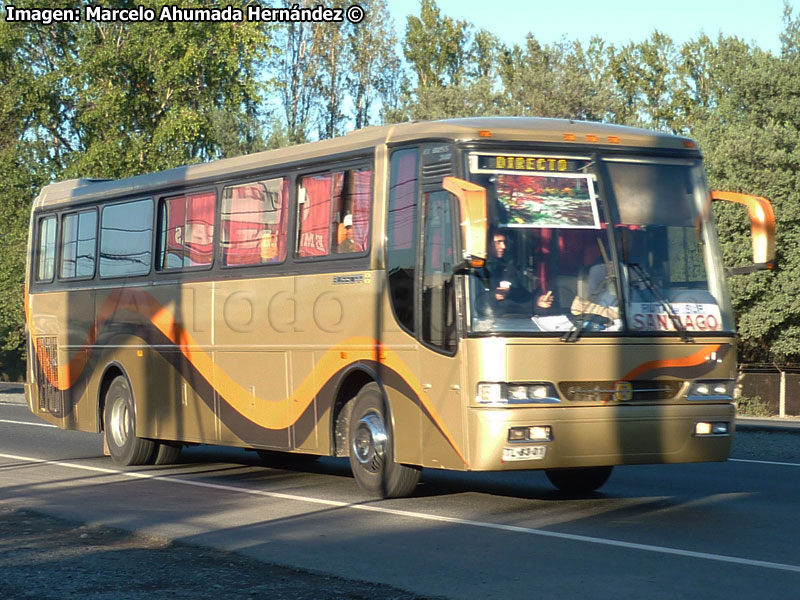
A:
[[33, 117, 696, 210]]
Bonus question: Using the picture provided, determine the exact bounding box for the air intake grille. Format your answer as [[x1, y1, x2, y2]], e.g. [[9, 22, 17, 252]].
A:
[[34, 336, 61, 412], [558, 380, 683, 403]]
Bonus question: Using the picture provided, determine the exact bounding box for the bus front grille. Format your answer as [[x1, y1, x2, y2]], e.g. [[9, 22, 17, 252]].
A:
[[558, 380, 683, 403]]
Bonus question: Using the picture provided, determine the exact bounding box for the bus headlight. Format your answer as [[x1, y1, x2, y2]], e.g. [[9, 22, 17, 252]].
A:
[[687, 380, 734, 401], [476, 382, 560, 405]]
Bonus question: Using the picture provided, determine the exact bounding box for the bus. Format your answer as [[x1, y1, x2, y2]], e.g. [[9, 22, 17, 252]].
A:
[[25, 117, 776, 498]]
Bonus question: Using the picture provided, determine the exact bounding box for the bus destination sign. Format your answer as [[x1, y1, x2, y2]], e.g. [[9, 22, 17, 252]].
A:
[[475, 154, 590, 174]]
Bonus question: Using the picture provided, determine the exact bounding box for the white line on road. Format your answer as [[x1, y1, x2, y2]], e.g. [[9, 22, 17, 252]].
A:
[[730, 458, 800, 468], [1, 452, 799, 574], [0, 419, 58, 428]]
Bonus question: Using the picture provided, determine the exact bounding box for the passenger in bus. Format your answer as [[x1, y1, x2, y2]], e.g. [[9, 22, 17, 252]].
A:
[[571, 241, 619, 325], [485, 230, 554, 316], [337, 214, 357, 253], [259, 229, 278, 262]]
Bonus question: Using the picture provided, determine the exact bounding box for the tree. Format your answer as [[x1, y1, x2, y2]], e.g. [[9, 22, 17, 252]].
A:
[[346, 0, 401, 130]]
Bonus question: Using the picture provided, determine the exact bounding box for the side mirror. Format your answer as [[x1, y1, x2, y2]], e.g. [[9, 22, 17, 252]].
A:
[[711, 190, 776, 272], [442, 176, 487, 267]]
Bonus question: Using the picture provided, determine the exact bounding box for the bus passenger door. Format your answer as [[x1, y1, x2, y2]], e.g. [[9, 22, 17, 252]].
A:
[[417, 189, 465, 470]]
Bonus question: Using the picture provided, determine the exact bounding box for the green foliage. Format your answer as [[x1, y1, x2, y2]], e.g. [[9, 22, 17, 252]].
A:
[[735, 395, 774, 418]]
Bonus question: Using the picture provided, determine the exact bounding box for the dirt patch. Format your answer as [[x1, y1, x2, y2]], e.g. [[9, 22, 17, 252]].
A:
[[0, 504, 432, 600]]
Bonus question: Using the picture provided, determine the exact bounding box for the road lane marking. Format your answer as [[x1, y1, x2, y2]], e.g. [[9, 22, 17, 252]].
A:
[[1, 452, 800, 574], [730, 458, 800, 468], [0, 419, 58, 428]]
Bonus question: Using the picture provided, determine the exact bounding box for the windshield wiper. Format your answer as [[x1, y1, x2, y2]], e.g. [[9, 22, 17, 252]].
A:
[[627, 262, 694, 343]]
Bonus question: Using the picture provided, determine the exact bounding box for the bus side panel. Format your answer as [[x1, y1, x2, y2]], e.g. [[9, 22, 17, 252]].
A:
[[28, 287, 98, 432], [91, 285, 218, 444]]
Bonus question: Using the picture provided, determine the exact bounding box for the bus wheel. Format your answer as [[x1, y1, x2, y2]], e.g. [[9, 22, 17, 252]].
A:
[[348, 383, 421, 498], [104, 375, 157, 466], [545, 466, 613, 493]]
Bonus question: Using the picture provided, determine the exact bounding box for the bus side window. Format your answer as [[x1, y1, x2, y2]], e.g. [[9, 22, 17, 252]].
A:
[[221, 178, 287, 266], [158, 191, 216, 270], [60, 210, 98, 279], [387, 149, 419, 334], [99, 198, 154, 278], [332, 168, 372, 254], [36, 215, 57, 282], [421, 190, 456, 353]]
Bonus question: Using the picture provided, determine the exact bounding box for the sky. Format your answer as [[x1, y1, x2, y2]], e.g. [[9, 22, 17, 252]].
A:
[[385, 0, 795, 54]]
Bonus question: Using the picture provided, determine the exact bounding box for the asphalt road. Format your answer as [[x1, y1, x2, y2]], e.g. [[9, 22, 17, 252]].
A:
[[2, 395, 799, 599]]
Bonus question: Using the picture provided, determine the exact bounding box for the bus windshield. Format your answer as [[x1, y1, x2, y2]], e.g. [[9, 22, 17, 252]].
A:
[[467, 153, 734, 336]]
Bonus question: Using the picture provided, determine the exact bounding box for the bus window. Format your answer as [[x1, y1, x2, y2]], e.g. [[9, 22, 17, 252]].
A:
[[298, 167, 372, 259], [387, 149, 419, 333], [99, 198, 154, 278], [332, 169, 372, 254], [60, 210, 97, 279], [158, 191, 215, 270], [421, 190, 456, 352], [36, 215, 57, 282], [298, 174, 332, 257], [222, 178, 287, 266]]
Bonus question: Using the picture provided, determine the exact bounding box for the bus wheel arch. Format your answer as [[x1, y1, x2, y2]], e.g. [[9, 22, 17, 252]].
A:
[[347, 382, 421, 498], [332, 367, 378, 458]]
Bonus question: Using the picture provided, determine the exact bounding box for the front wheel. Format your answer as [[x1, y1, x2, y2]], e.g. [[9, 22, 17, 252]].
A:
[[348, 383, 420, 498], [104, 375, 157, 466], [545, 466, 613, 493]]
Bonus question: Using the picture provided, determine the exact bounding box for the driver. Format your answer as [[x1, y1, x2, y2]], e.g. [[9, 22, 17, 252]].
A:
[[486, 230, 554, 315]]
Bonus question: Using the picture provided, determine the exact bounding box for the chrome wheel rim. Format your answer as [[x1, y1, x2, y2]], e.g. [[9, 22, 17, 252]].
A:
[[109, 395, 131, 448], [352, 411, 387, 473]]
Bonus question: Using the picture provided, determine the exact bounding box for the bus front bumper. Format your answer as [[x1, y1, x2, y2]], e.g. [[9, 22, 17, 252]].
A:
[[466, 402, 735, 471]]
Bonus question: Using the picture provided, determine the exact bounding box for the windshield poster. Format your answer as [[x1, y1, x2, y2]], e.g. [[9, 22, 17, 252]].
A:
[[495, 173, 601, 229], [627, 302, 723, 332]]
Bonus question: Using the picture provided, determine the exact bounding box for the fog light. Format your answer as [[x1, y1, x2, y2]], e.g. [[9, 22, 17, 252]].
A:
[[694, 421, 729, 436], [695, 422, 712, 435], [508, 427, 528, 441], [528, 425, 552, 441]]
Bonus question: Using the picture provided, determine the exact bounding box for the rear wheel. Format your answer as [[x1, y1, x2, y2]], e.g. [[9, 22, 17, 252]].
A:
[[103, 375, 157, 466], [545, 466, 613, 493], [348, 383, 421, 498]]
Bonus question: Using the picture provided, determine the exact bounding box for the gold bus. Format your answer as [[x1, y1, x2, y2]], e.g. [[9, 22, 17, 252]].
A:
[[25, 118, 775, 497]]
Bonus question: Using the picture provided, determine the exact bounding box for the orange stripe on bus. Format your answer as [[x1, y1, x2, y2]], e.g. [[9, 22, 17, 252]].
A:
[[28, 287, 468, 466], [622, 344, 722, 381]]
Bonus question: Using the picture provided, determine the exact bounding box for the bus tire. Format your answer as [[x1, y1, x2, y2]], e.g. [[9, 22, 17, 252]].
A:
[[103, 375, 157, 466], [153, 442, 182, 465], [348, 383, 421, 498], [545, 466, 613, 493]]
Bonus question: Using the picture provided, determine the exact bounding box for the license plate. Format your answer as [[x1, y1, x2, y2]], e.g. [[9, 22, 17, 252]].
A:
[[502, 445, 546, 461]]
